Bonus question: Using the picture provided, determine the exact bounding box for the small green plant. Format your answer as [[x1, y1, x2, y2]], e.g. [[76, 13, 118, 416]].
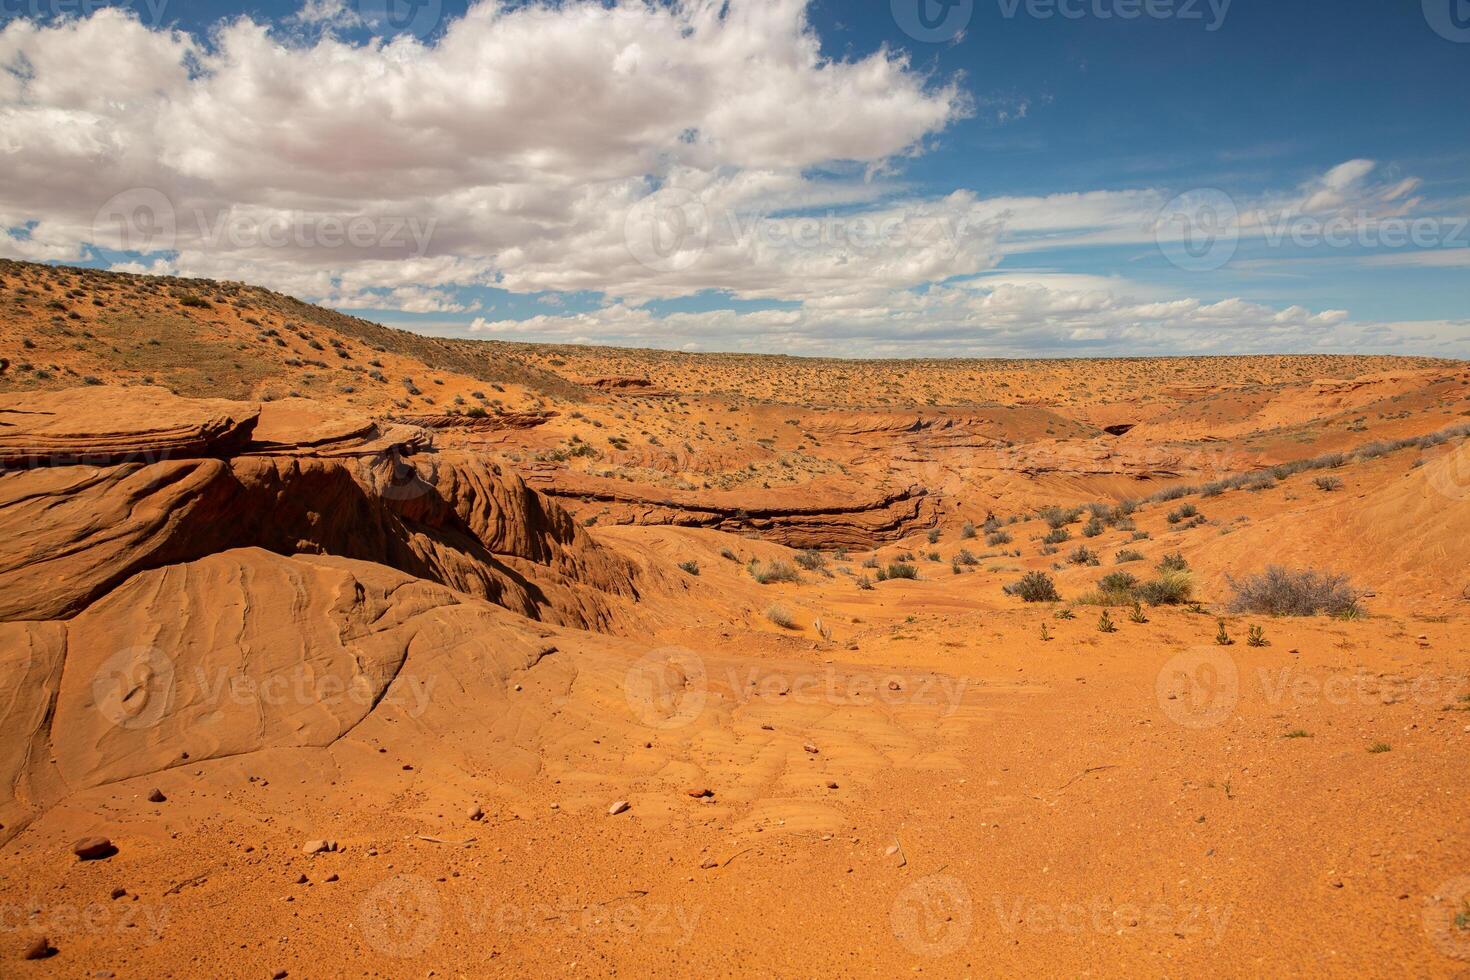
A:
[[856, 575, 874, 590], [749, 560, 800, 585], [986, 530, 1012, 546], [1098, 610, 1118, 633], [1215, 619, 1234, 646], [1166, 503, 1199, 524], [1158, 552, 1189, 573], [1042, 527, 1071, 545], [794, 549, 827, 572], [1115, 549, 1145, 564], [885, 562, 919, 580], [1313, 476, 1344, 492], [1247, 624, 1268, 647], [1005, 571, 1060, 603], [678, 560, 700, 576], [1128, 601, 1148, 624], [927, 528, 941, 544], [1054, 608, 1075, 620], [960, 522, 977, 540], [765, 605, 798, 630], [1367, 742, 1391, 754], [1040, 623, 1051, 642], [1067, 546, 1100, 566], [1283, 730, 1311, 739], [1082, 518, 1103, 538]]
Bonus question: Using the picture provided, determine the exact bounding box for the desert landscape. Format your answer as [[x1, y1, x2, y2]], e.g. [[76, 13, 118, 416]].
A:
[[1, 259, 1468, 976]]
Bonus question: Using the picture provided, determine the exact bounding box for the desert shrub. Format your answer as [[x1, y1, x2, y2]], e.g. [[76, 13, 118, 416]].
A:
[[885, 562, 918, 580], [861, 556, 879, 569], [1042, 528, 1071, 545], [986, 530, 1012, 546], [1040, 506, 1083, 530], [1005, 571, 1060, 603], [1313, 476, 1344, 492], [794, 549, 827, 572], [927, 529, 941, 544], [1066, 546, 1100, 567], [749, 560, 799, 585], [1131, 530, 1151, 541], [1226, 567, 1360, 616], [678, 560, 700, 576], [955, 548, 980, 567], [960, 522, 977, 540], [720, 547, 739, 562], [856, 575, 874, 590], [1157, 552, 1189, 573], [1098, 571, 1140, 595], [1082, 518, 1103, 538], [1115, 549, 1145, 564], [1136, 570, 1194, 606], [765, 605, 798, 629], [1166, 503, 1199, 524]]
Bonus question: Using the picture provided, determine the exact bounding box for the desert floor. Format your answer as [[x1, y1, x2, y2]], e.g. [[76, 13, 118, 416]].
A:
[[1, 261, 1468, 977]]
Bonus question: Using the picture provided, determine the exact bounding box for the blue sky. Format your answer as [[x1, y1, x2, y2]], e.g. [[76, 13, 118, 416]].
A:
[[2, 0, 1467, 356]]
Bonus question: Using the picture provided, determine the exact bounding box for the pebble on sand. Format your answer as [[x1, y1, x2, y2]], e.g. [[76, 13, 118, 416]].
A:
[[72, 837, 117, 861], [147, 788, 166, 803], [608, 800, 631, 815], [22, 935, 54, 960]]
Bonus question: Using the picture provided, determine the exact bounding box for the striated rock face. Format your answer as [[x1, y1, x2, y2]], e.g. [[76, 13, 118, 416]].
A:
[[385, 411, 554, 431], [0, 387, 641, 629], [528, 471, 935, 549], [0, 548, 588, 838], [0, 386, 258, 467]]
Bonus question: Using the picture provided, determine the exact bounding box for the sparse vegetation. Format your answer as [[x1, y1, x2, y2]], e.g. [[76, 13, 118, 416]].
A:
[[749, 560, 800, 585], [765, 605, 798, 629], [1227, 567, 1361, 617], [1005, 571, 1060, 603]]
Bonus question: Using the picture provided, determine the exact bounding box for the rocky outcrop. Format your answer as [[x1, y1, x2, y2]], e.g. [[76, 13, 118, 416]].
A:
[[528, 471, 935, 549], [0, 385, 258, 467], [385, 411, 554, 431], [0, 387, 641, 630], [0, 547, 588, 839]]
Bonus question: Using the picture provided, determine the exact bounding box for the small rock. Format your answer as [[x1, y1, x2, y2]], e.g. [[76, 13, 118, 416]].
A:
[[325, 873, 339, 883], [273, 971, 288, 979], [803, 743, 819, 754], [22, 936, 54, 960], [301, 840, 336, 855], [826, 781, 839, 789], [760, 724, 775, 731], [72, 837, 117, 861], [467, 805, 484, 822], [109, 887, 127, 900], [146, 788, 166, 803], [295, 874, 308, 885], [686, 788, 713, 799], [887, 680, 902, 691], [700, 858, 718, 869], [608, 800, 631, 816]]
